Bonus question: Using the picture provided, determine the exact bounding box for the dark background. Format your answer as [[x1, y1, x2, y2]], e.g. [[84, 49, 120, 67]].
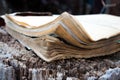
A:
[[0, 0, 120, 16]]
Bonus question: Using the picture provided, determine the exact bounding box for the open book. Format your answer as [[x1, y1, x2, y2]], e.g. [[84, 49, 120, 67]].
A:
[[4, 12, 120, 62]]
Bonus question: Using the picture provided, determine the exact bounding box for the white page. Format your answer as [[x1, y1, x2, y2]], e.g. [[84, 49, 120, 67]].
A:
[[75, 14, 120, 41]]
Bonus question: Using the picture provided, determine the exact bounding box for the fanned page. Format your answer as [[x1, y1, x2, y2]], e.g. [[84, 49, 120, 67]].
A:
[[4, 12, 120, 50], [5, 13, 120, 41]]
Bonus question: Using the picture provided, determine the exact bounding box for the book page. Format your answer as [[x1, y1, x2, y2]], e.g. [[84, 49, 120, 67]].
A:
[[75, 14, 120, 41]]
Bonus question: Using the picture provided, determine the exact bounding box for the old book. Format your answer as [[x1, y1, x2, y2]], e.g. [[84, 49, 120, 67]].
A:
[[4, 12, 120, 62]]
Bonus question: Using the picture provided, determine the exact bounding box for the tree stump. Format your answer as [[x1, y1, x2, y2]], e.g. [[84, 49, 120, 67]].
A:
[[0, 26, 120, 80]]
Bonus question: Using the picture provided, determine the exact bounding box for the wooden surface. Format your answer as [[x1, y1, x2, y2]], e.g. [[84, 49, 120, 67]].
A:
[[0, 26, 120, 80]]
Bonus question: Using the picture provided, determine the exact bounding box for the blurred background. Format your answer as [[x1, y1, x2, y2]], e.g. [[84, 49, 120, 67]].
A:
[[0, 0, 120, 16]]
